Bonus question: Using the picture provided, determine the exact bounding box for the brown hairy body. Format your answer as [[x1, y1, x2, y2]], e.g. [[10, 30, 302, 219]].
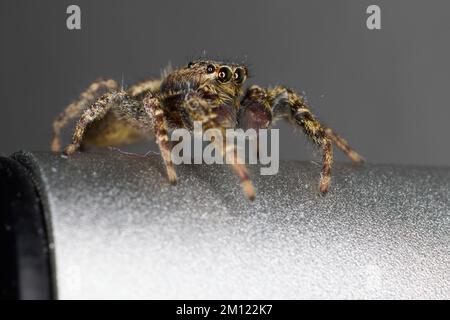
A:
[[51, 60, 363, 200]]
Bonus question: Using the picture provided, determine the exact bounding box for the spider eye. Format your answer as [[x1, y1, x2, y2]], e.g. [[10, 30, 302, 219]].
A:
[[206, 64, 215, 73], [217, 66, 232, 83], [233, 68, 246, 84], [187, 61, 194, 68]]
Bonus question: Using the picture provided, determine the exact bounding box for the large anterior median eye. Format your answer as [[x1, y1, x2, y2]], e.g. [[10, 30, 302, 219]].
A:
[[233, 68, 246, 84], [217, 66, 232, 83]]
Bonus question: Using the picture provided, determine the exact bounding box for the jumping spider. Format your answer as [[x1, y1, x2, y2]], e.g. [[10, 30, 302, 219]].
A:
[[51, 60, 363, 200]]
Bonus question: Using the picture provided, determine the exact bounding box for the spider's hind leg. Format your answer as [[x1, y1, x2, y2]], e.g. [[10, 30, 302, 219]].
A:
[[51, 79, 118, 152], [64, 90, 128, 155]]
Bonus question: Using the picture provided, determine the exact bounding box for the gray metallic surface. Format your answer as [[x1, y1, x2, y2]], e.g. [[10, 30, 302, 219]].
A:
[[13, 151, 450, 299], [3, 1, 450, 167]]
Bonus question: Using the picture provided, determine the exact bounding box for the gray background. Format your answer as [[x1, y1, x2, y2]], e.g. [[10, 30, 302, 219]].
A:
[[1, 0, 449, 166]]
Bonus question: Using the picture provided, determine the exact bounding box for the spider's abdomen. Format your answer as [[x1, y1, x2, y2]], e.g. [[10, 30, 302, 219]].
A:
[[82, 112, 149, 148]]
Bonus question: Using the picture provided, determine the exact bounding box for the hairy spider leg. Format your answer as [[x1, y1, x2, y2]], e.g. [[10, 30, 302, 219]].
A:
[[324, 128, 364, 163], [240, 85, 362, 194], [143, 94, 177, 184], [51, 79, 118, 152], [127, 79, 163, 100], [183, 92, 256, 201], [63, 91, 130, 155]]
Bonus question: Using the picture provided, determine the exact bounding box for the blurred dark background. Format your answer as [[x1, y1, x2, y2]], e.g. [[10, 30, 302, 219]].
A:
[[1, 0, 449, 165]]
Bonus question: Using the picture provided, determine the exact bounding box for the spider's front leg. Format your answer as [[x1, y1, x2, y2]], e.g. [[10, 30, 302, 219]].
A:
[[239, 85, 363, 195], [182, 90, 255, 201], [143, 94, 177, 184]]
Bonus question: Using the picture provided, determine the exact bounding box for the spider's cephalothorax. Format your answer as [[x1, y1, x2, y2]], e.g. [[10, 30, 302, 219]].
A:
[[51, 60, 363, 200]]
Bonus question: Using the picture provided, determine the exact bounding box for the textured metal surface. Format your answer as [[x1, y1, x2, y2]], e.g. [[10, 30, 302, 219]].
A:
[[12, 151, 450, 299]]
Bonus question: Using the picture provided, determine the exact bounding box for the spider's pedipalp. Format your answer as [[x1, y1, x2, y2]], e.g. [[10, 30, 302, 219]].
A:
[[239, 85, 273, 130], [52, 78, 118, 152]]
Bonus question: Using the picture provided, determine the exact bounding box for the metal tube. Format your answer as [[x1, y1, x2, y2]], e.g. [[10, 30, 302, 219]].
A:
[[2, 151, 449, 299]]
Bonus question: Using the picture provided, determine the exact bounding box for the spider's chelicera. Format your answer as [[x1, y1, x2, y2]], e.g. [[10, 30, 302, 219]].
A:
[[51, 59, 363, 201]]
